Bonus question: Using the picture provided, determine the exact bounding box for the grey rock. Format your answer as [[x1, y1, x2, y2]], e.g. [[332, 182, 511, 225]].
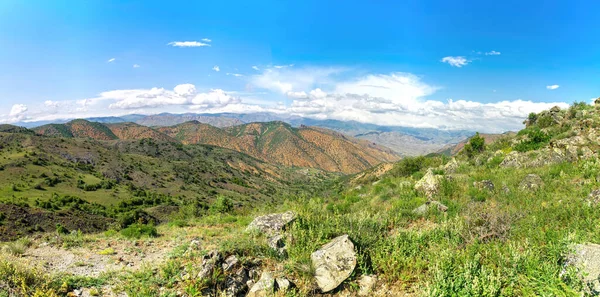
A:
[[268, 234, 287, 256], [357, 275, 378, 296], [246, 211, 297, 235], [412, 201, 448, 215], [444, 158, 459, 174], [197, 250, 222, 280], [225, 267, 249, 297], [587, 190, 600, 206], [414, 169, 443, 198], [474, 180, 494, 192], [247, 272, 276, 297], [222, 255, 238, 272], [500, 151, 526, 168], [519, 174, 544, 191], [275, 277, 293, 292], [311, 235, 357, 292], [565, 243, 600, 295]]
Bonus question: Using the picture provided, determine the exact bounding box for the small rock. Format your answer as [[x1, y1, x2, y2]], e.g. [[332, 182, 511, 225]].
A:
[[444, 158, 459, 174], [197, 250, 222, 280], [501, 184, 511, 194], [519, 174, 544, 191], [275, 277, 293, 292], [565, 243, 600, 295], [473, 180, 494, 192], [246, 211, 297, 235], [225, 267, 249, 297], [247, 272, 275, 297], [357, 275, 378, 296], [222, 255, 238, 272], [415, 169, 443, 198], [268, 234, 287, 256], [311, 235, 357, 292], [412, 201, 448, 215], [586, 189, 600, 206]]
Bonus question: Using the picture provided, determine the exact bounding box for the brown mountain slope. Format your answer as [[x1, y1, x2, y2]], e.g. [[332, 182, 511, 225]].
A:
[[160, 121, 400, 174], [34, 119, 118, 140], [106, 122, 176, 142]]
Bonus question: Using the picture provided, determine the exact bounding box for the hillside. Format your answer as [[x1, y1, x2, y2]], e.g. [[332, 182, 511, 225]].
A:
[[5, 101, 600, 296], [159, 121, 400, 174], [436, 131, 517, 156], [34, 119, 119, 140]]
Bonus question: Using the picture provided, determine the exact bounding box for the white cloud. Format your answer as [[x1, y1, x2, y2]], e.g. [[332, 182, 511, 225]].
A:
[[133, 64, 140, 68], [250, 65, 343, 94], [252, 66, 260, 71], [441, 56, 470, 67], [201, 38, 212, 42], [546, 85, 560, 90], [227, 73, 244, 77], [286, 91, 308, 99], [107, 58, 116, 63], [212, 66, 220, 72], [274, 64, 294, 69], [44, 100, 59, 108], [167, 41, 211, 47], [485, 51, 501, 56], [9, 104, 28, 117]]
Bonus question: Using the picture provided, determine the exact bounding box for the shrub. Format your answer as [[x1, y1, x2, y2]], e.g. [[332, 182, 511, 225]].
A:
[[211, 195, 233, 214], [514, 128, 550, 152], [464, 132, 486, 158], [120, 223, 158, 239], [55, 224, 69, 235]]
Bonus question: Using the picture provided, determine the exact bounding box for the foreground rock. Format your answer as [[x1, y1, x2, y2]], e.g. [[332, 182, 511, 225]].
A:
[[519, 174, 544, 191], [357, 275, 378, 296], [587, 189, 600, 206], [474, 180, 494, 192], [247, 271, 275, 297], [565, 243, 600, 295], [311, 235, 357, 292], [197, 250, 222, 279], [412, 201, 448, 215], [246, 211, 297, 235], [415, 169, 443, 198]]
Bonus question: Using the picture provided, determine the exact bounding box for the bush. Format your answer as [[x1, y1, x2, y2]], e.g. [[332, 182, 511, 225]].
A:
[[514, 128, 550, 152], [464, 132, 486, 158], [211, 195, 233, 214], [56, 224, 69, 235], [120, 224, 158, 239]]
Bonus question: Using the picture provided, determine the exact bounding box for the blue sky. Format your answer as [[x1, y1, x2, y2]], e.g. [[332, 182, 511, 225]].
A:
[[0, 0, 599, 131]]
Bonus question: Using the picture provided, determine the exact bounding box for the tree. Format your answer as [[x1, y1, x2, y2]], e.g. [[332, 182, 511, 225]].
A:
[[464, 132, 485, 158]]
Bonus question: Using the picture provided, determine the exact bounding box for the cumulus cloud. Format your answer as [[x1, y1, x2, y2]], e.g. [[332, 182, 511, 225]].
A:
[[546, 85, 560, 90], [0, 104, 29, 123], [441, 56, 470, 67], [485, 51, 501, 56], [133, 64, 140, 68], [212, 66, 220, 72], [107, 58, 116, 63], [103, 84, 240, 110], [168, 41, 211, 47]]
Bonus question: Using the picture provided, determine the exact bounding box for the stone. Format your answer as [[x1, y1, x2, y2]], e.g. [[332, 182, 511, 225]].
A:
[[587, 190, 600, 206], [247, 271, 276, 297], [268, 234, 287, 255], [500, 151, 526, 168], [357, 275, 378, 296], [444, 158, 459, 174], [197, 250, 221, 280], [225, 267, 249, 297], [414, 169, 443, 198], [474, 180, 494, 192], [565, 243, 600, 295], [519, 174, 544, 191], [222, 255, 238, 272], [412, 201, 448, 215], [246, 211, 297, 235], [275, 277, 293, 292], [311, 235, 357, 292]]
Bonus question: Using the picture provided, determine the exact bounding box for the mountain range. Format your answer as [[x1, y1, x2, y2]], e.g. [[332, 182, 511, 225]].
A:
[[15, 112, 474, 156], [32, 119, 399, 174]]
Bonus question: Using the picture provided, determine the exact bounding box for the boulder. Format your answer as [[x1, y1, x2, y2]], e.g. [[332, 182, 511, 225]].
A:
[[565, 243, 600, 295], [474, 180, 494, 192], [246, 211, 297, 235], [519, 174, 544, 191], [500, 151, 526, 168], [357, 275, 378, 296], [311, 235, 357, 292], [268, 234, 287, 255], [412, 201, 448, 215], [444, 158, 459, 174], [247, 272, 275, 297], [197, 250, 221, 280], [415, 169, 443, 198]]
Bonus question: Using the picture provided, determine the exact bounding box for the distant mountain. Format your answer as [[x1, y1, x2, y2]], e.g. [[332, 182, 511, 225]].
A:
[[29, 119, 398, 174], [19, 112, 476, 156], [436, 132, 517, 156], [158, 121, 399, 174]]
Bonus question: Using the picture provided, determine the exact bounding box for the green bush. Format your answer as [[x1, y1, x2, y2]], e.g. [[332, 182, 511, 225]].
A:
[[120, 223, 158, 239], [55, 223, 69, 235], [464, 132, 486, 158], [514, 128, 550, 152], [211, 195, 233, 214]]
